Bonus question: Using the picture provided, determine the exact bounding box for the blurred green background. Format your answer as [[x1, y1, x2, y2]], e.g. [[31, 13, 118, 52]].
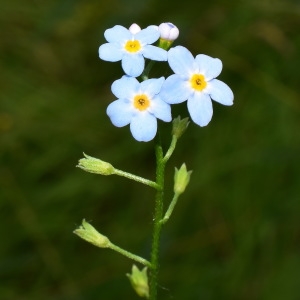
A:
[[1, 0, 300, 299]]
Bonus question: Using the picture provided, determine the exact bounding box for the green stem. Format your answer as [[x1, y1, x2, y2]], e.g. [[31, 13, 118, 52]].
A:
[[149, 141, 166, 300], [109, 243, 151, 268], [163, 135, 178, 163], [114, 168, 159, 190], [141, 60, 155, 81], [160, 193, 180, 225]]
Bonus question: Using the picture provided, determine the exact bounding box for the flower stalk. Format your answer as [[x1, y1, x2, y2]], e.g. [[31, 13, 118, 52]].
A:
[[149, 141, 166, 299], [114, 168, 159, 190], [159, 193, 180, 225]]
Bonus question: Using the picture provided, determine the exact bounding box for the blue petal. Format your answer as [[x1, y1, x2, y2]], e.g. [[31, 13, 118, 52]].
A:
[[111, 76, 139, 99], [106, 99, 133, 127], [160, 74, 191, 104], [206, 79, 234, 106], [168, 46, 197, 77], [122, 53, 145, 77], [135, 26, 160, 44], [143, 45, 167, 61], [130, 113, 157, 142], [140, 77, 165, 98], [149, 96, 172, 122], [99, 43, 123, 62], [187, 93, 213, 127], [104, 25, 131, 43], [195, 54, 222, 80]]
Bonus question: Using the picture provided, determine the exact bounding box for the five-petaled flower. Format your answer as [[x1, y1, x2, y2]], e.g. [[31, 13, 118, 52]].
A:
[[99, 24, 168, 77], [160, 46, 234, 127], [107, 76, 172, 142]]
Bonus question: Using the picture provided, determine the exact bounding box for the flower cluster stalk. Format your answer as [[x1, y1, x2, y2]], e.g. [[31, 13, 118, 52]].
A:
[[149, 141, 165, 299]]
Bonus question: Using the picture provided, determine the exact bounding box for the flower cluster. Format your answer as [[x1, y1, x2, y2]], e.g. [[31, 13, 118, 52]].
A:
[[99, 22, 234, 142]]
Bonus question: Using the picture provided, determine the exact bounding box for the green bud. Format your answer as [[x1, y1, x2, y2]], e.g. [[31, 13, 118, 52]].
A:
[[172, 116, 190, 139], [73, 219, 111, 248], [77, 153, 115, 175], [126, 265, 149, 299], [174, 163, 192, 195]]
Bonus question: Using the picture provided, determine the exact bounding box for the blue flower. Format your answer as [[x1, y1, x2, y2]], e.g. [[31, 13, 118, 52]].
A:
[[99, 24, 168, 77], [160, 46, 234, 127], [107, 76, 172, 142]]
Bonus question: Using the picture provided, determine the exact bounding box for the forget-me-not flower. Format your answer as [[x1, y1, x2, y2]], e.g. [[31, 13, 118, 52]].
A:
[[160, 46, 234, 127], [99, 24, 168, 77], [107, 76, 172, 142]]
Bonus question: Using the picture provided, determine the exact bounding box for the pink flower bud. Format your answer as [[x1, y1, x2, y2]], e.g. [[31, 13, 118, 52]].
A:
[[158, 22, 179, 41], [129, 23, 141, 34]]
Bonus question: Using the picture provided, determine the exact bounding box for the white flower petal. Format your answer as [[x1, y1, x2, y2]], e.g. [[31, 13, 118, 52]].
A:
[[135, 26, 160, 44], [160, 74, 191, 104], [106, 99, 134, 127], [187, 93, 213, 127], [111, 76, 139, 99], [148, 25, 159, 31], [99, 43, 123, 62], [130, 113, 157, 142], [143, 45, 168, 61], [149, 96, 172, 122], [104, 25, 131, 43], [140, 77, 165, 98], [122, 53, 145, 77], [195, 54, 223, 80], [206, 79, 234, 106], [168, 46, 197, 77]]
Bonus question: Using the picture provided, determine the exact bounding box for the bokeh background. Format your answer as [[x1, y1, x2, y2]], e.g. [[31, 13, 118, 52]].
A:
[[1, 0, 300, 299]]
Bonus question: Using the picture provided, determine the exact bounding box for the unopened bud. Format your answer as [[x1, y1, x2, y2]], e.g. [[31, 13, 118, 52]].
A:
[[158, 22, 179, 50], [129, 23, 141, 34]]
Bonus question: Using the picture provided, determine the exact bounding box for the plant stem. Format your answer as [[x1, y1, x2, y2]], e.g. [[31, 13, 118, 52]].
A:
[[141, 60, 155, 81], [149, 141, 165, 299], [109, 243, 151, 268], [160, 193, 180, 225], [163, 135, 178, 163], [114, 168, 159, 190]]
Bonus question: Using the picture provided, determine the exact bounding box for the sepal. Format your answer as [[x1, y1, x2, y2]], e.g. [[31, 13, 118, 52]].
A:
[[172, 116, 190, 139], [77, 153, 115, 175], [174, 163, 192, 195], [73, 219, 111, 248], [126, 265, 149, 298]]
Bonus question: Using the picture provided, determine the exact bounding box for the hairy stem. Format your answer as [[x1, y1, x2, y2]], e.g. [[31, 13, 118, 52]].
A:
[[114, 168, 159, 189], [160, 193, 180, 225], [109, 243, 151, 268], [149, 142, 165, 299]]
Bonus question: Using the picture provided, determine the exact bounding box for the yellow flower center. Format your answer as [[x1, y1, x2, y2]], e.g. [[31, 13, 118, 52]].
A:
[[190, 74, 207, 91], [133, 94, 150, 111], [124, 40, 141, 53]]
